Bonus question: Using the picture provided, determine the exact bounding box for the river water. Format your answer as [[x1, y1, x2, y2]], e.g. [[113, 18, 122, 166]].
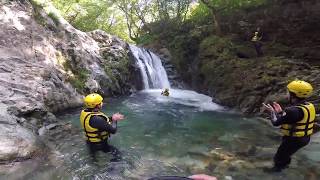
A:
[[2, 89, 319, 180]]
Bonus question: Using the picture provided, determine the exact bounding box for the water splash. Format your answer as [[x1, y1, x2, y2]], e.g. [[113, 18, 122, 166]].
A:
[[140, 89, 223, 111]]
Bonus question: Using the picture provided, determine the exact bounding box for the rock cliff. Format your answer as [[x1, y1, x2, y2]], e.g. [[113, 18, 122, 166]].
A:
[[0, 0, 134, 162]]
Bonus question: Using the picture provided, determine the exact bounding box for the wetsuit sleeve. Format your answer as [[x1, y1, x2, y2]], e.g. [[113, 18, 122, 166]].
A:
[[89, 115, 117, 134], [270, 106, 304, 126]]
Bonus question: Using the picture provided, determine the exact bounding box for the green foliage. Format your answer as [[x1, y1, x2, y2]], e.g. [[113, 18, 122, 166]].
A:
[[49, 0, 268, 42], [154, 0, 192, 21], [48, 12, 60, 26], [197, 0, 266, 15], [187, 2, 211, 25], [51, 0, 195, 42], [30, 0, 60, 29], [265, 57, 284, 68], [186, 0, 267, 35], [52, 0, 131, 41], [135, 33, 157, 45], [104, 56, 129, 75], [67, 69, 89, 93], [102, 53, 130, 92], [199, 35, 234, 57], [62, 59, 89, 93], [30, 0, 45, 7], [30, 0, 47, 27]]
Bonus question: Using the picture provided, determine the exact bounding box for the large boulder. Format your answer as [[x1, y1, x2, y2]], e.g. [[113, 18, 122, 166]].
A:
[[0, 0, 134, 163], [0, 104, 41, 162]]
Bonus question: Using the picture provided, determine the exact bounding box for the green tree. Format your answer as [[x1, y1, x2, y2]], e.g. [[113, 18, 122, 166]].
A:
[[52, 0, 131, 41], [51, 0, 194, 42], [112, 0, 193, 42], [155, 0, 192, 22], [199, 0, 266, 35], [111, 0, 141, 41]]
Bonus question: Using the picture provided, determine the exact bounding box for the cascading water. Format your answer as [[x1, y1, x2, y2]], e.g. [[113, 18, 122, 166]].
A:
[[129, 44, 170, 89], [129, 44, 221, 111]]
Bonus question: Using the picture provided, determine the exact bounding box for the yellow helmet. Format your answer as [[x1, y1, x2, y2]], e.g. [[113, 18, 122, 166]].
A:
[[84, 93, 103, 108], [287, 80, 313, 98]]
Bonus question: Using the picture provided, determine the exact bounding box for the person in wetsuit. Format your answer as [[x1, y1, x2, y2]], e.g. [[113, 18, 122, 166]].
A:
[[80, 93, 125, 161], [263, 80, 315, 172], [251, 27, 263, 57], [161, 88, 170, 96]]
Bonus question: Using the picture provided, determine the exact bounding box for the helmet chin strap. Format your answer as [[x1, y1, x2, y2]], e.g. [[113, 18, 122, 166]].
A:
[[289, 96, 296, 105], [289, 92, 306, 105], [92, 104, 102, 111]]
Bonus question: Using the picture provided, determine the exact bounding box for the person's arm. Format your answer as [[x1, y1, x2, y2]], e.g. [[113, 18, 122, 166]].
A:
[[109, 116, 118, 132], [189, 174, 217, 180], [313, 114, 320, 133], [90, 115, 117, 134], [270, 107, 304, 126]]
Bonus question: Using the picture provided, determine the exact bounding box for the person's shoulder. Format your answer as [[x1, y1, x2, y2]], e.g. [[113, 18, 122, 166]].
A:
[[286, 105, 302, 111], [285, 106, 304, 116], [90, 114, 106, 121]]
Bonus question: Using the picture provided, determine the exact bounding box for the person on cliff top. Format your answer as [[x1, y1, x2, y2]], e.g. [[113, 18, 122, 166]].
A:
[[80, 93, 125, 161], [161, 88, 170, 96], [251, 27, 263, 57], [262, 80, 316, 172]]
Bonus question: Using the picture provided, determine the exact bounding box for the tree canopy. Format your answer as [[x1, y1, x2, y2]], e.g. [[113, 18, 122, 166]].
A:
[[51, 0, 267, 42]]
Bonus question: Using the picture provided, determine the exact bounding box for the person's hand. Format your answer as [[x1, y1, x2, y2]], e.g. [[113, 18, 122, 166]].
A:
[[262, 103, 275, 113], [189, 174, 217, 180], [272, 102, 283, 113], [112, 112, 125, 121]]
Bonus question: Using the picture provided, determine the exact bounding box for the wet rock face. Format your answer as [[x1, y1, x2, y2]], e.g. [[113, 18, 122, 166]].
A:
[[0, 1, 134, 162], [88, 30, 134, 96], [166, 32, 320, 114], [0, 1, 81, 162]]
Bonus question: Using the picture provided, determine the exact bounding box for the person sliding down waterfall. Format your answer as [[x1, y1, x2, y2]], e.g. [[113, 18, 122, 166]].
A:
[[262, 80, 316, 172], [161, 88, 170, 96], [80, 93, 125, 162]]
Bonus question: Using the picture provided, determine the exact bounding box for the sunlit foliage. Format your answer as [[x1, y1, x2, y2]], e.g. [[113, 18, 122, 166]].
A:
[[51, 0, 267, 42]]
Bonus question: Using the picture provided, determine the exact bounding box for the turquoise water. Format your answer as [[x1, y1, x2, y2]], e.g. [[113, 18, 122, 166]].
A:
[[2, 89, 320, 180]]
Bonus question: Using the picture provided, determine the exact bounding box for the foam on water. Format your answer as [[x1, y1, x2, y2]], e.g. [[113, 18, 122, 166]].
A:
[[140, 89, 223, 111]]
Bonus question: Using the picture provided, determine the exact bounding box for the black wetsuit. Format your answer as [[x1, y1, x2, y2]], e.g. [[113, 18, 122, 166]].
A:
[[270, 104, 310, 170], [253, 41, 263, 57], [86, 114, 121, 161]]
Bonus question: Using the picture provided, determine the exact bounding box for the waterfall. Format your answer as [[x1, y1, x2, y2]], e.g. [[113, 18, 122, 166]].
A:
[[129, 44, 170, 89]]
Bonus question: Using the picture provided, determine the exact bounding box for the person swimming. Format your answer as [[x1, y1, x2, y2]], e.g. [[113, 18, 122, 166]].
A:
[[161, 88, 170, 96]]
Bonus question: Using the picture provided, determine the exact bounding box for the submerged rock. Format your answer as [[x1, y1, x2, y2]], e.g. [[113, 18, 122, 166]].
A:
[[209, 149, 235, 161]]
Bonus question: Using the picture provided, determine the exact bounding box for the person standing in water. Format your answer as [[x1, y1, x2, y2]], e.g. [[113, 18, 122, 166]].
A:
[[263, 80, 316, 172], [80, 93, 125, 161], [161, 88, 170, 96]]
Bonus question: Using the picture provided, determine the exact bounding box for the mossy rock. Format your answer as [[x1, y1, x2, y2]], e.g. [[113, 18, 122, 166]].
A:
[[60, 55, 89, 93], [233, 43, 257, 58]]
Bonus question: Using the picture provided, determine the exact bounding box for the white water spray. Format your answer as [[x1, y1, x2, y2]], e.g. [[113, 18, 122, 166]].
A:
[[129, 45, 170, 89]]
